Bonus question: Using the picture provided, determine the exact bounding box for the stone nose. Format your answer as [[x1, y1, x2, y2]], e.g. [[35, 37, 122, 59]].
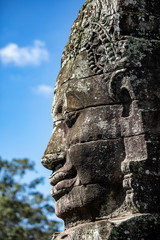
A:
[[41, 152, 66, 170], [41, 121, 67, 170]]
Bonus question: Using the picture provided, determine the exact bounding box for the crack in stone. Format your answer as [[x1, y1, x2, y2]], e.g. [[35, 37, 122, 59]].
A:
[[53, 103, 122, 124]]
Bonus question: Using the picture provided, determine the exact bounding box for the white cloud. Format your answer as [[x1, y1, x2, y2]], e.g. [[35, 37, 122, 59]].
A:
[[0, 40, 49, 66], [33, 84, 54, 96]]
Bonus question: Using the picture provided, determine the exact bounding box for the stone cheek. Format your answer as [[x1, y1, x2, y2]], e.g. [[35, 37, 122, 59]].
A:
[[68, 105, 123, 144], [69, 140, 124, 185]]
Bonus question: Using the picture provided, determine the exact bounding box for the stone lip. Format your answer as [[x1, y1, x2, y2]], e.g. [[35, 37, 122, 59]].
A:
[[49, 168, 77, 200], [51, 178, 76, 200]]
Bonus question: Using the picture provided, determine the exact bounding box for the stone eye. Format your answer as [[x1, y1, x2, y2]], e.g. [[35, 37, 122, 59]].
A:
[[54, 101, 63, 116], [65, 112, 80, 128], [52, 101, 64, 122], [120, 88, 132, 117], [57, 105, 63, 114]]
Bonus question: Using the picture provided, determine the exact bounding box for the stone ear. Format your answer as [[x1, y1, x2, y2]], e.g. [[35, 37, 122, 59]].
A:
[[120, 88, 132, 117], [107, 69, 126, 102]]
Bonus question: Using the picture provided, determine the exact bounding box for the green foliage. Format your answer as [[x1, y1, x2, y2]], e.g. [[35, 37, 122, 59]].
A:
[[0, 157, 59, 240]]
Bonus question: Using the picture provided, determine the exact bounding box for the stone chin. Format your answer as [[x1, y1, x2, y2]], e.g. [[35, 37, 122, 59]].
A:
[[53, 178, 124, 228], [54, 183, 108, 219], [54, 178, 125, 228]]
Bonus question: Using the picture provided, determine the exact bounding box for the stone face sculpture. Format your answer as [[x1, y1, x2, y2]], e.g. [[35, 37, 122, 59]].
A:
[[42, 0, 160, 239]]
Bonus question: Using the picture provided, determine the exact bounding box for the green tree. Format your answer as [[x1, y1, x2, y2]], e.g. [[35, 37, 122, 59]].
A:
[[0, 157, 60, 240]]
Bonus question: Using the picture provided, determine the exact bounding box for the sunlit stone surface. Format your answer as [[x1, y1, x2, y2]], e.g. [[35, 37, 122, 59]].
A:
[[42, 0, 160, 239]]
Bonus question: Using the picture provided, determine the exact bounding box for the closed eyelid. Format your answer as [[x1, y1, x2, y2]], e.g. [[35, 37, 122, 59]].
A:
[[52, 91, 84, 121], [63, 92, 84, 112]]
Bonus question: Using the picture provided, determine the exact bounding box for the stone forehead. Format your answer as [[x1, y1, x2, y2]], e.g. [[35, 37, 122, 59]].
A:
[[52, 75, 115, 120]]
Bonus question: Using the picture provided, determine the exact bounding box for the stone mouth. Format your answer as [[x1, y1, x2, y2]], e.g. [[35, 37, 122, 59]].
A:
[[51, 177, 77, 200], [49, 165, 77, 200]]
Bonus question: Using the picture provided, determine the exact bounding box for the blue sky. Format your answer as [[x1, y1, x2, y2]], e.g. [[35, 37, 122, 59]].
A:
[[0, 0, 85, 226]]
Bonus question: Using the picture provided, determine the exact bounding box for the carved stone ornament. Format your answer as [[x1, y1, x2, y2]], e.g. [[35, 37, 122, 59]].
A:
[[42, 0, 160, 239]]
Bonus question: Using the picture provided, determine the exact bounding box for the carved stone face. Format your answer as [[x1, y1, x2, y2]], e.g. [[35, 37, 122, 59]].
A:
[[42, 0, 160, 232], [42, 50, 126, 225]]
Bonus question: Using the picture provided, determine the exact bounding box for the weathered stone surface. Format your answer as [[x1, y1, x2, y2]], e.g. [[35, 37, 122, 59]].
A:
[[42, 0, 160, 239], [52, 214, 160, 240], [68, 106, 123, 143]]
